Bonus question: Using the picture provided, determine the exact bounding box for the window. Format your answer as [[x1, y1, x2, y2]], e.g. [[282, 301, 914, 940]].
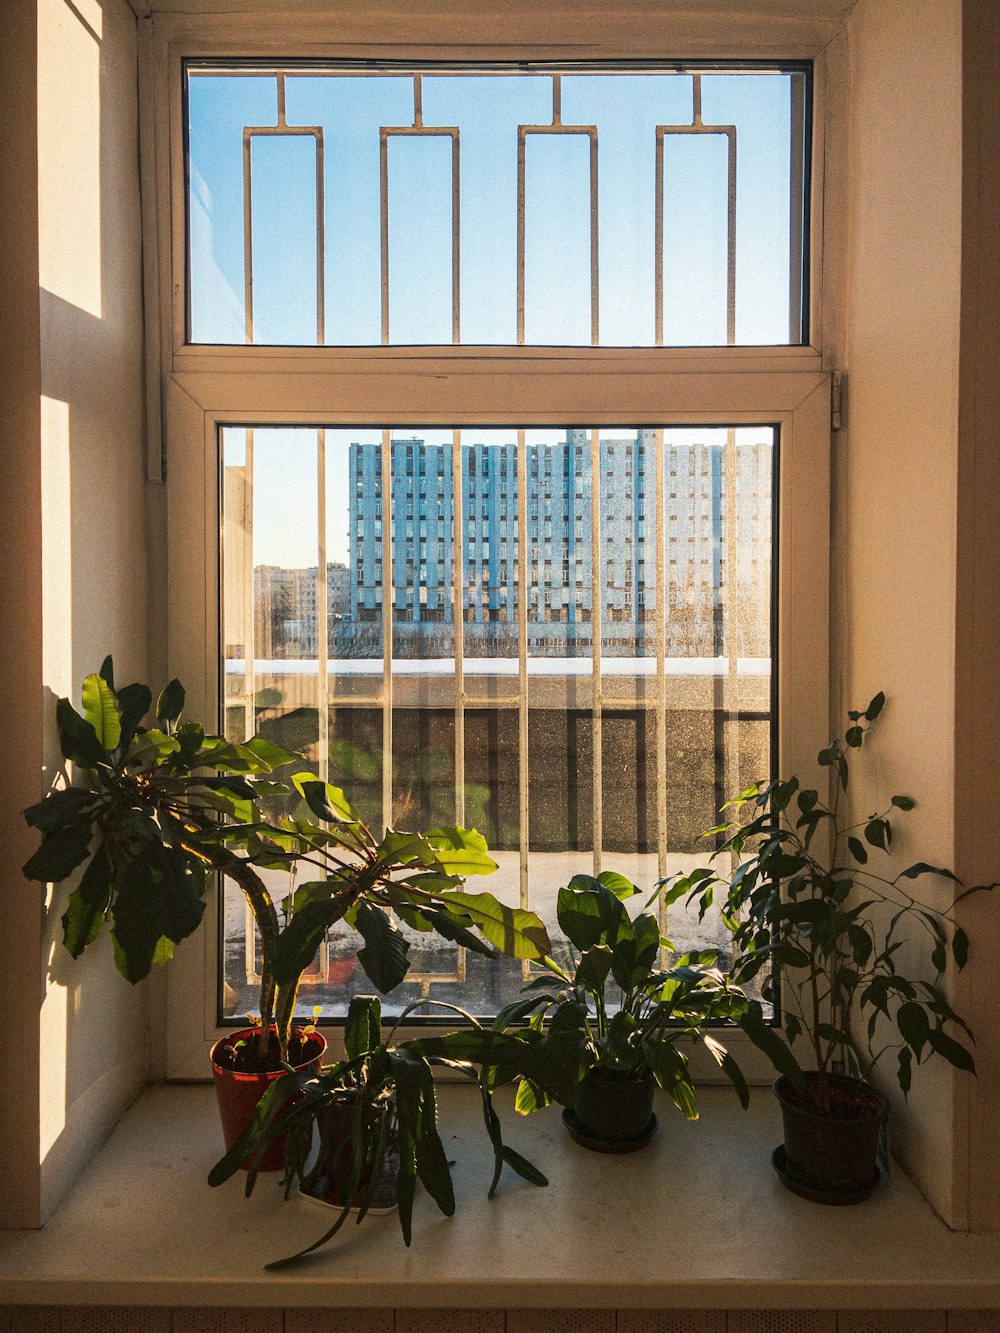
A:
[[161, 45, 832, 1073]]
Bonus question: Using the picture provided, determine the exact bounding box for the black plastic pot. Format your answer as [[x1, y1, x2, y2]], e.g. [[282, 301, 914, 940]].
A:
[[773, 1072, 888, 1204], [301, 1095, 399, 1211], [563, 1066, 657, 1153]]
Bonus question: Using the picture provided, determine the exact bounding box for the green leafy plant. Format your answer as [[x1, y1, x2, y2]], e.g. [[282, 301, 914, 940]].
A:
[[22, 656, 299, 987], [24, 661, 553, 1070], [666, 693, 998, 1112], [209, 994, 551, 1268], [493, 871, 751, 1119]]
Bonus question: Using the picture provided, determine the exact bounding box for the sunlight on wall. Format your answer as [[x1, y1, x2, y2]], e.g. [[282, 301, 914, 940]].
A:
[[40, 395, 72, 709], [37, 0, 103, 318], [39, 393, 73, 1163], [39, 943, 68, 1163]]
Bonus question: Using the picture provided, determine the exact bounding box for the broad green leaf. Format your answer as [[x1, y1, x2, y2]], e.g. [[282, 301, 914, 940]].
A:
[[99, 655, 115, 691], [272, 895, 355, 986], [952, 927, 970, 969], [244, 736, 302, 772], [847, 835, 868, 865], [865, 691, 885, 720], [353, 902, 412, 994], [900, 862, 960, 883], [595, 870, 640, 900], [439, 891, 550, 960], [115, 683, 152, 746], [22, 821, 92, 883], [23, 786, 94, 833], [926, 1027, 975, 1073], [61, 847, 113, 956], [501, 1145, 548, 1187], [703, 1034, 750, 1109], [897, 1000, 930, 1058], [891, 795, 916, 811], [56, 698, 107, 768], [82, 674, 121, 751], [416, 905, 497, 959], [424, 826, 498, 877], [156, 678, 185, 726], [741, 1000, 806, 1092]]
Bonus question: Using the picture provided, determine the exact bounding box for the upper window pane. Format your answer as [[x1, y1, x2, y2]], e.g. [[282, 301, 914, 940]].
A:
[[186, 62, 810, 347]]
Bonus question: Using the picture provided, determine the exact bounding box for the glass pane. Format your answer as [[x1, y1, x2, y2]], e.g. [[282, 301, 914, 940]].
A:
[[219, 422, 775, 1020], [189, 64, 808, 348]]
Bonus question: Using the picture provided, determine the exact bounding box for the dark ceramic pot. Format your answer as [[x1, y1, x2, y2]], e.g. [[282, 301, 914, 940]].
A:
[[301, 1095, 399, 1211], [565, 1066, 657, 1152], [774, 1072, 887, 1202], [209, 1026, 326, 1172]]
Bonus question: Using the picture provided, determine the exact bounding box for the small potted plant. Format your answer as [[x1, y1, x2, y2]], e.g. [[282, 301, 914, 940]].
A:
[[209, 994, 551, 1268], [668, 692, 997, 1202], [493, 872, 751, 1152], [24, 660, 553, 1165]]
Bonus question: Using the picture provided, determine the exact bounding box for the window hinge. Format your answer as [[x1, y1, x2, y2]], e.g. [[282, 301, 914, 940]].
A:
[[831, 370, 845, 432]]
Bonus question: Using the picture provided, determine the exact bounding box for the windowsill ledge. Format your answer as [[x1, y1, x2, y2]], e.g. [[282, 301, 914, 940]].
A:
[[1, 1084, 999, 1310]]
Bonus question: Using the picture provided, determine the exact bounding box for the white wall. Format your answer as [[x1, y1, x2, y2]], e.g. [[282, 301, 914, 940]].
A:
[[841, 0, 964, 1223], [34, 0, 151, 1221]]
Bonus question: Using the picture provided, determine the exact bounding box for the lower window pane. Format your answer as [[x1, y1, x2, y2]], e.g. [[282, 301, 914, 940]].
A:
[[219, 424, 775, 1020]]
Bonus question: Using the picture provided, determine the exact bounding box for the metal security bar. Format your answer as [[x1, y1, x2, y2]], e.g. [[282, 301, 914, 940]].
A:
[[380, 75, 461, 345], [242, 73, 325, 345], [654, 73, 737, 346], [516, 75, 599, 345]]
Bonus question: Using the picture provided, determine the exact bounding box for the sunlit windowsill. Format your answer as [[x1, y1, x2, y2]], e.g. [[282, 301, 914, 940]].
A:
[[1, 1085, 999, 1310]]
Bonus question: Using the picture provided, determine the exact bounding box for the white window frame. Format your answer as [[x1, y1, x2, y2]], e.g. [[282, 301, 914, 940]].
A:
[[140, 10, 842, 1080]]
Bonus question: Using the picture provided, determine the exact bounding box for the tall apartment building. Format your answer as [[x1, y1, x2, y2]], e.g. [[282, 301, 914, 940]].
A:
[[348, 430, 772, 659]]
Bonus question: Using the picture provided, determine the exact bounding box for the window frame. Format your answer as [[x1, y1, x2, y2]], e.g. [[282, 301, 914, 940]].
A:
[[142, 13, 840, 1080]]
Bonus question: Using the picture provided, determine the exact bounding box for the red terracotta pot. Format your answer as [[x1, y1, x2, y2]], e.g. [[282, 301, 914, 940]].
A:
[[210, 1026, 326, 1172]]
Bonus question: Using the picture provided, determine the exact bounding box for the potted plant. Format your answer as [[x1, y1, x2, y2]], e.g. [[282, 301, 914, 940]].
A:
[[209, 994, 552, 1269], [492, 871, 751, 1152], [668, 692, 997, 1202], [24, 660, 553, 1164]]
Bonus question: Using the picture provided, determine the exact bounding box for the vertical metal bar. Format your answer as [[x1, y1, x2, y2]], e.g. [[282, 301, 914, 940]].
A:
[[655, 427, 669, 959], [590, 428, 603, 875], [242, 129, 254, 344], [452, 430, 466, 827], [243, 427, 257, 985], [552, 72, 561, 125], [724, 427, 740, 801], [315, 131, 326, 347], [452, 430, 467, 984], [589, 130, 600, 346], [316, 430, 329, 787], [276, 71, 286, 126], [382, 429, 393, 824], [452, 134, 461, 344], [654, 129, 664, 348], [517, 429, 530, 978], [413, 72, 423, 127], [788, 72, 806, 344], [692, 71, 703, 126], [243, 428, 256, 741], [516, 129, 526, 346], [379, 131, 390, 346], [726, 129, 737, 346]]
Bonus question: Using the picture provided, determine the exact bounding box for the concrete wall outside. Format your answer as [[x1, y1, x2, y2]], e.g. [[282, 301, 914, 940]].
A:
[[841, 0, 964, 1223], [33, 0, 151, 1223]]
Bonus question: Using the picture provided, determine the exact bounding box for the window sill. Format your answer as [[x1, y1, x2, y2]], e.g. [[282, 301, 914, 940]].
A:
[[1, 1084, 999, 1310]]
